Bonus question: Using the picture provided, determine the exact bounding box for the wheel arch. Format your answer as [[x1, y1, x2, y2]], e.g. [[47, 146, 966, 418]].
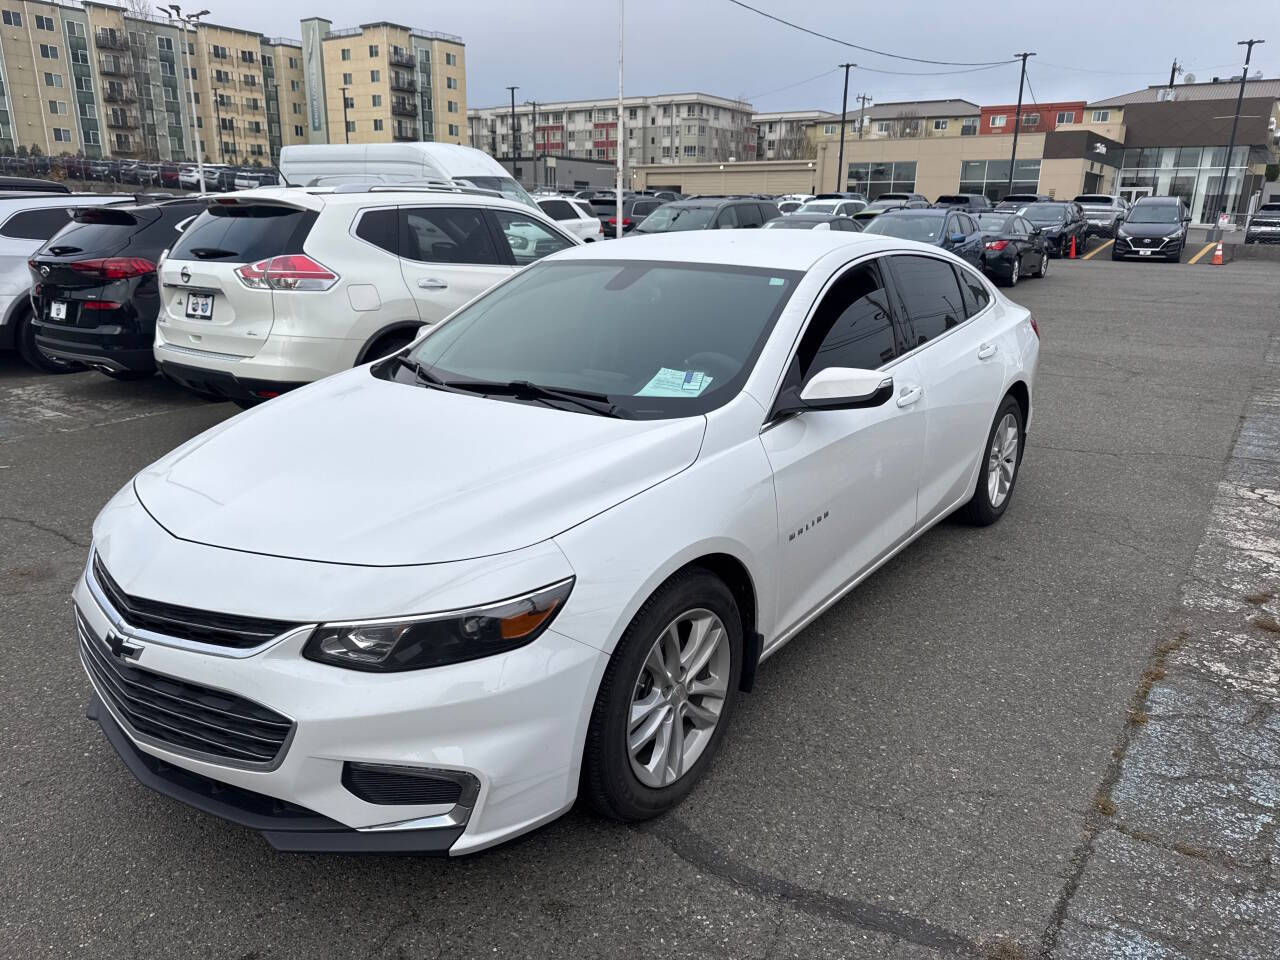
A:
[[684, 552, 761, 692], [354, 320, 423, 365]]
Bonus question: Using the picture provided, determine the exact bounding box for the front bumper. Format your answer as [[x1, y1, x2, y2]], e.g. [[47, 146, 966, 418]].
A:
[[75, 525, 608, 855], [1112, 235, 1183, 259]]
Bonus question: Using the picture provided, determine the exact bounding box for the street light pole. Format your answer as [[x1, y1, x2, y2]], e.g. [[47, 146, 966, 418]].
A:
[[340, 86, 350, 143], [1006, 52, 1035, 198], [506, 85, 519, 180], [835, 63, 853, 192], [615, 0, 623, 239], [162, 5, 208, 190], [856, 93, 871, 140], [524, 98, 539, 187], [1213, 38, 1264, 238]]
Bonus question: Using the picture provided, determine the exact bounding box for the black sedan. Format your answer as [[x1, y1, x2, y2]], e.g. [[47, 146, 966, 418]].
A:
[[975, 213, 1048, 286], [762, 213, 862, 232], [1018, 202, 1088, 257]]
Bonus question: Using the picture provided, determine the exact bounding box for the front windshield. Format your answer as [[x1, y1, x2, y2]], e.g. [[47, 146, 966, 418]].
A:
[[1021, 205, 1066, 224], [863, 214, 945, 242], [634, 205, 716, 233], [1126, 204, 1179, 224], [977, 213, 1011, 231], [460, 176, 537, 209], [405, 261, 801, 419], [864, 200, 901, 212]]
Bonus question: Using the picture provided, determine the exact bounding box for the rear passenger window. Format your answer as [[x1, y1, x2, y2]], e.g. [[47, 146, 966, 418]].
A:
[[714, 206, 738, 229], [571, 201, 596, 219], [354, 208, 398, 254], [789, 259, 898, 381], [737, 204, 764, 228], [491, 209, 573, 266], [632, 200, 659, 216], [1, 207, 74, 241], [400, 207, 500, 265], [955, 265, 991, 317], [889, 255, 966, 347], [538, 199, 577, 221]]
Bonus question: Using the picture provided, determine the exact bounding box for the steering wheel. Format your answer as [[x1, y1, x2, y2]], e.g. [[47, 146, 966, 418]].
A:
[[682, 351, 738, 384]]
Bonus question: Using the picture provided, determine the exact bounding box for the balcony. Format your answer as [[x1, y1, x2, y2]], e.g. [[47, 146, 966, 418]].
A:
[[98, 55, 132, 77], [389, 50, 416, 68], [390, 73, 416, 93], [391, 100, 417, 118], [103, 87, 137, 104], [393, 123, 418, 141], [94, 30, 128, 50], [107, 112, 140, 129]]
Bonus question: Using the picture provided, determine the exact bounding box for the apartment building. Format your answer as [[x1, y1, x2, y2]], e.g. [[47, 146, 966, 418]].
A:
[[752, 109, 834, 160], [467, 92, 755, 182], [980, 101, 1087, 136], [0, 3, 465, 161], [300, 18, 465, 147]]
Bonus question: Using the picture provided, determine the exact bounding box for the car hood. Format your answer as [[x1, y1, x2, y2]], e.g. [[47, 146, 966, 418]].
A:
[[1118, 221, 1181, 238], [133, 370, 707, 566]]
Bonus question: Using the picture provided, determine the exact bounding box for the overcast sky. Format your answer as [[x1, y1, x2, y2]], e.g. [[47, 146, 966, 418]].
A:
[[225, 0, 1273, 112]]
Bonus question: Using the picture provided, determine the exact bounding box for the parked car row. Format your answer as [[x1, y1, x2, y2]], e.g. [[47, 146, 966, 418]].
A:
[[0, 155, 281, 192]]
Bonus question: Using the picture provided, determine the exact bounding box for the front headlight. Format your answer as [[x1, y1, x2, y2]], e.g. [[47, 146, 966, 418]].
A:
[[1165, 229, 1183, 239], [304, 579, 574, 672], [1116, 227, 1130, 238]]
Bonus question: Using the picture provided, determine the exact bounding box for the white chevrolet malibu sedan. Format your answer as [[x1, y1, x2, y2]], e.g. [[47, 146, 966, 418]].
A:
[[78, 230, 1039, 855]]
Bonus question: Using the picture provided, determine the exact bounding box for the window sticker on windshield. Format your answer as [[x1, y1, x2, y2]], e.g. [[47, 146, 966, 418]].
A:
[[769, 277, 785, 286], [636, 367, 714, 397]]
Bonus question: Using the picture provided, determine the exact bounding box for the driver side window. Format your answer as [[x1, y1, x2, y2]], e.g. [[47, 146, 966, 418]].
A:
[[787, 259, 898, 386]]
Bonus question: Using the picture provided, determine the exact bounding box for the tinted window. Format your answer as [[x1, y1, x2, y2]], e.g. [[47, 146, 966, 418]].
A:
[[170, 204, 315, 262], [492, 209, 573, 266], [955, 265, 990, 317], [631, 200, 660, 216], [406, 261, 801, 419], [864, 213, 946, 243], [571, 201, 596, 219], [1, 206, 73, 240], [1127, 203, 1180, 224], [714, 206, 739, 229], [738, 204, 764, 228], [890, 255, 965, 347], [759, 202, 781, 221], [538, 199, 578, 221], [791, 260, 897, 380], [354, 208, 398, 254], [400, 207, 500, 265]]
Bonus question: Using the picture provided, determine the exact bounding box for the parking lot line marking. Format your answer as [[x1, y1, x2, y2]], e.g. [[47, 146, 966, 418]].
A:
[[1187, 242, 1218, 264], [1082, 239, 1113, 260]]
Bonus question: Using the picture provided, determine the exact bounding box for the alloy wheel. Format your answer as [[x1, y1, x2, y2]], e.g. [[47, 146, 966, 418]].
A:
[[627, 608, 731, 788], [986, 412, 1019, 508], [1009, 258, 1019, 285], [1039, 253, 1049, 277]]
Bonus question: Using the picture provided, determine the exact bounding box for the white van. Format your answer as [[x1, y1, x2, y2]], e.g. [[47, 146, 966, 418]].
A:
[[278, 143, 536, 208]]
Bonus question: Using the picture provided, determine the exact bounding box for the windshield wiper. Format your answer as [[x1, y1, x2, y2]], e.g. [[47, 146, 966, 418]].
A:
[[446, 379, 631, 418], [187, 246, 238, 260], [391, 354, 449, 388]]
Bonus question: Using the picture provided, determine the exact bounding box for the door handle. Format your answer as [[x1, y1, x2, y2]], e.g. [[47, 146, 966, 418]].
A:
[[417, 278, 448, 290], [896, 385, 923, 408], [977, 342, 998, 360]]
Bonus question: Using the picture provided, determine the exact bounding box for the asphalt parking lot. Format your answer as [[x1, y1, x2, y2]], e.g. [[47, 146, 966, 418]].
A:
[[2, 256, 1278, 959]]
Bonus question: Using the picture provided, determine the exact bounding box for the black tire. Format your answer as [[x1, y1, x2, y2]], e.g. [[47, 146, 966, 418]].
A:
[[957, 394, 1024, 527], [361, 328, 418, 365], [102, 368, 155, 381], [1032, 251, 1049, 278], [16, 308, 83, 374], [1002, 258, 1019, 287], [583, 568, 743, 822]]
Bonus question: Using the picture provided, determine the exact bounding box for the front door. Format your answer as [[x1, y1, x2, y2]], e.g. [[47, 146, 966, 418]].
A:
[[761, 256, 926, 642], [884, 254, 1006, 525], [398, 206, 514, 326]]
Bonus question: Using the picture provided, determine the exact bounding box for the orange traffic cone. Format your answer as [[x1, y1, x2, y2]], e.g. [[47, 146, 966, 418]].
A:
[[1212, 241, 1223, 266], [1068, 235, 1077, 259]]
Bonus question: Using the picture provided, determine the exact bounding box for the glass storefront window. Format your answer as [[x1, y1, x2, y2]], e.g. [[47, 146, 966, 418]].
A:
[[960, 159, 984, 180], [1116, 143, 1252, 221], [1175, 146, 1202, 167], [847, 161, 916, 199], [955, 158, 1039, 202]]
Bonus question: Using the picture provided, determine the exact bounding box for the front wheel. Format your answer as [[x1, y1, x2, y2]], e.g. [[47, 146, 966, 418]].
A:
[[1031, 251, 1049, 277], [957, 396, 1024, 526], [1003, 257, 1020, 287], [583, 568, 743, 821]]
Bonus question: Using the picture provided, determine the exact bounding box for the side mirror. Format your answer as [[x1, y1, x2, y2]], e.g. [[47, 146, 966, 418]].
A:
[[949, 232, 966, 244], [773, 368, 893, 418]]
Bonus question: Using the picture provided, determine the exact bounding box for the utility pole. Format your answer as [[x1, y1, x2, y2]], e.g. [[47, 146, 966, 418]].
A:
[[835, 63, 854, 192], [506, 85, 519, 179], [1168, 58, 1180, 88], [614, 0, 623, 239], [1214, 38, 1264, 238], [211, 88, 223, 163], [1006, 52, 1035, 198], [161, 5, 208, 188], [525, 99, 539, 187], [339, 86, 350, 143], [856, 93, 871, 140]]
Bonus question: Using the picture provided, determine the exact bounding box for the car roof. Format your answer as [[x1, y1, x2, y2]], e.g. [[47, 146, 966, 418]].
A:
[[0, 193, 134, 212], [206, 185, 542, 216], [777, 213, 848, 222], [548, 230, 890, 271], [876, 208, 947, 216], [1131, 195, 1180, 204]]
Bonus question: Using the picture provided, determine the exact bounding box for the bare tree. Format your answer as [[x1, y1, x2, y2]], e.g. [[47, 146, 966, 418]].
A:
[[894, 110, 922, 139]]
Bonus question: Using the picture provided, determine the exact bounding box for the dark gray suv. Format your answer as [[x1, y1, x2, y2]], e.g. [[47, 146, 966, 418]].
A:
[[631, 197, 782, 234]]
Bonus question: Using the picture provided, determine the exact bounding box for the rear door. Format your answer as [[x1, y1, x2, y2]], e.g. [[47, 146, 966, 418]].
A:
[[397, 205, 511, 324], [157, 199, 317, 358]]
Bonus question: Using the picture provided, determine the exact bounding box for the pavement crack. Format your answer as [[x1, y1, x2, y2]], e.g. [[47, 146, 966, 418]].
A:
[[643, 817, 977, 956], [0, 514, 89, 550]]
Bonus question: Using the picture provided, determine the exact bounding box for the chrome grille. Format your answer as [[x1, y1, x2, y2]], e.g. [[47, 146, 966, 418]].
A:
[[78, 611, 294, 768]]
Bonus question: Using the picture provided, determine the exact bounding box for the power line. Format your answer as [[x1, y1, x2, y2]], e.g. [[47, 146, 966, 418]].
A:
[[746, 67, 840, 101], [1023, 66, 1039, 107], [723, 0, 1014, 67], [857, 62, 1012, 77]]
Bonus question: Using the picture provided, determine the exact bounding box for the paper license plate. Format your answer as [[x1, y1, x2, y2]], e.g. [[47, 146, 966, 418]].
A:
[[185, 293, 214, 319], [50, 301, 67, 320], [1138, 250, 1152, 256]]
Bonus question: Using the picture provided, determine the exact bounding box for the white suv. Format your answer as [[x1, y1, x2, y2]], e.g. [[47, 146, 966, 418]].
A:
[[154, 186, 580, 404], [535, 195, 605, 242]]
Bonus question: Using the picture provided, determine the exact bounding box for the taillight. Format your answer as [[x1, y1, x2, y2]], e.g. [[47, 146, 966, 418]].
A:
[[621, 218, 632, 226], [82, 300, 123, 310], [70, 257, 156, 279], [235, 254, 338, 292], [985, 240, 1008, 251], [1029, 315, 1039, 338]]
